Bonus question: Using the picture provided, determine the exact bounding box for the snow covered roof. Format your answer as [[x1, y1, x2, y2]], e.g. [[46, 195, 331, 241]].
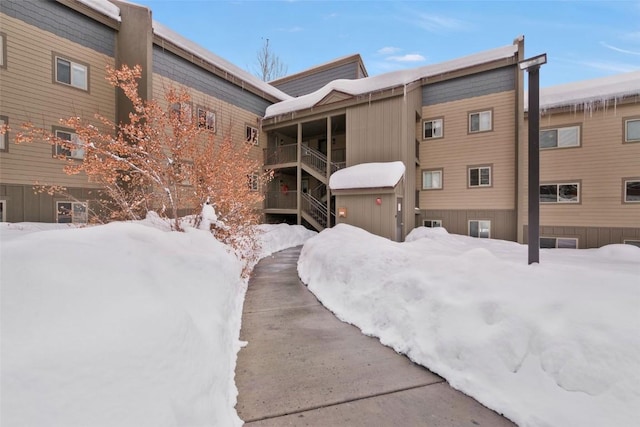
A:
[[265, 44, 518, 118], [531, 70, 640, 111], [329, 161, 405, 190], [152, 21, 292, 102], [76, 0, 121, 21]]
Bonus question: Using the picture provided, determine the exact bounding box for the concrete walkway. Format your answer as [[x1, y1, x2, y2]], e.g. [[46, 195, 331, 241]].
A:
[[235, 246, 515, 426]]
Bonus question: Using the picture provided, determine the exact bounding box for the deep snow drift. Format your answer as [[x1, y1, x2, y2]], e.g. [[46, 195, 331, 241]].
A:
[[0, 218, 314, 427], [298, 224, 640, 427]]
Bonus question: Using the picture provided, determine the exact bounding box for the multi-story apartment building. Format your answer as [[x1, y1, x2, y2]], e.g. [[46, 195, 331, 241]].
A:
[[518, 72, 640, 248], [1, 1, 637, 248], [0, 0, 288, 223]]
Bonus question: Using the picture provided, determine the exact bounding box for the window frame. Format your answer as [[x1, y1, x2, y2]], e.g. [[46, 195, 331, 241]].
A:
[[539, 181, 581, 204], [52, 53, 89, 91], [540, 236, 578, 249], [468, 219, 491, 238], [196, 106, 216, 133], [0, 32, 6, 69], [422, 117, 444, 140], [624, 117, 640, 143], [55, 201, 88, 224], [468, 109, 493, 134], [0, 115, 8, 152], [53, 127, 85, 160], [468, 164, 492, 188], [422, 168, 443, 190], [540, 124, 581, 150], [623, 239, 640, 248], [248, 173, 259, 192], [623, 178, 640, 203], [246, 125, 259, 146], [423, 219, 442, 228], [0, 200, 6, 222]]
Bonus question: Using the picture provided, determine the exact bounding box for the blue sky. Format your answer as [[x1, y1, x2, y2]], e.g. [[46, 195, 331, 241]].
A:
[[134, 0, 640, 88]]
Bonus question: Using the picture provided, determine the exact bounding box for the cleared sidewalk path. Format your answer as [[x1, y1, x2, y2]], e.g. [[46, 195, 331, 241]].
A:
[[235, 246, 515, 426]]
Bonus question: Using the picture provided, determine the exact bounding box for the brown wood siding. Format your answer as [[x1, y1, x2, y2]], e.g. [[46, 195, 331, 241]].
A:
[[152, 73, 265, 165], [0, 14, 115, 188], [523, 224, 640, 249], [518, 102, 640, 238], [418, 91, 517, 211], [421, 209, 517, 241]]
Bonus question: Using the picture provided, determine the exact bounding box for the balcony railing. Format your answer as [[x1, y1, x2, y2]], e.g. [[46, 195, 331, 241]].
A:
[[264, 143, 297, 166], [264, 190, 298, 210]]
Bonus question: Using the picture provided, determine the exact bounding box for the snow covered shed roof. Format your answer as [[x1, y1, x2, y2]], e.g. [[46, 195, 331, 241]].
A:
[[530, 70, 640, 111], [265, 43, 518, 118], [329, 162, 406, 191], [152, 21, 292, 102]]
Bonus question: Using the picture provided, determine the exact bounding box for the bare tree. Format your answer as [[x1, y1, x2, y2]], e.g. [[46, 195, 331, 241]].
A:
[[254, 38, 288, 82]]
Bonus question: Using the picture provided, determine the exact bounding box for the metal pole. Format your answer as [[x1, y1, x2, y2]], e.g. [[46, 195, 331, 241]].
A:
[[528, 66, 540, 264]]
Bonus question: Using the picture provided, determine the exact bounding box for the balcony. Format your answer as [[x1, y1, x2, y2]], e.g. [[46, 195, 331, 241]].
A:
[[264, 144, 297, 167]]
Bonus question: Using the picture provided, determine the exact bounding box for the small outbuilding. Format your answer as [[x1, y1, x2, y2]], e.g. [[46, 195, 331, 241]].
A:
[[329, 161, 406, 242]]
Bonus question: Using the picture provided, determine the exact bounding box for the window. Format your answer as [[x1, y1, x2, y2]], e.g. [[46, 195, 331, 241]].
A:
[[197, 107, 216, 132], [540, 125, 580, 149], [171, 102, 192, 124], [469, 110, 492, 133], [56, 201, 87, 224], [422, 169, 442, 190], [423, 219, 442, 228], [54, 129, 85, 160], [423, 118, 443, 139], [0, 200, 6, 222], [469, 220, 490, 238], [0, 32, 6, 69], [625, 118, 640, 143], [0, 115, 8, 152], [623, 240, 640, 248], [468, 166, 491, 187], [540, 182, 579, 203], [540, 237, 578, 249], [54, 55, 88, 90], [624, 179, 640, 203], [248, 174, 259, 191], [246, 125, 259, 145]]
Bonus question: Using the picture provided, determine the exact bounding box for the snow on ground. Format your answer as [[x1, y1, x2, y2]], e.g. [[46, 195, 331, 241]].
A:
[[0, 218, 314, 427], [298, 224, 640, 427]]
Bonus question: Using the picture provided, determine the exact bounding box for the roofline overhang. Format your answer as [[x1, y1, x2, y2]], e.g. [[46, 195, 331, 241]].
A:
[[152, 34, 284, 104], [331, 187, 398, 195], [524, 93, 640, 117], [57, 0, 121, 30]]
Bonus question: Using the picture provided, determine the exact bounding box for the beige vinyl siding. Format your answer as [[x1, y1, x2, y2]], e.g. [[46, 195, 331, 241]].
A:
[[334, 191, 397, 241], [418, 91, 517, 210], [0, 13, 115, 188], [518, 102, 640, 235], [152, 73, 265, 165]]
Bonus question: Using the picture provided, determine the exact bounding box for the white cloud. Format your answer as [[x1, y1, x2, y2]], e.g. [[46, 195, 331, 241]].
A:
[[580, 60, 639, 73], [416, 13, 465, 33], [377, 46, 401, 55], [387, 54, 426, 63], [600, 41, 640, 55]]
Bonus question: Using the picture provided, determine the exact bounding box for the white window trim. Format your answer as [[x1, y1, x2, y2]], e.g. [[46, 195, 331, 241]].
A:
[[249, 174, 259, 192], [0, 32, 6, 69], [540, 125, 581, 149], [423, 219, 442, 227], [540, 236, 578, 249], [0, 200, 6, 222], [540, 182, 580, 203], [624, 179, 640, 203], [469, 110, 492, 133], [623, 239, 640, 248], [468, 166, 491, 187], [625, 118, 640, 143], [246, 125, 259, 146], [468, 219, 491, 238], [0, 115, 8, 152], [197, 107, 216, 132], [423, 118, 443, 140], [56, 201, 88, 224], [54, 56, 88, 91], [54, 129, 85, 160], [422, 169, 443, 190]]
